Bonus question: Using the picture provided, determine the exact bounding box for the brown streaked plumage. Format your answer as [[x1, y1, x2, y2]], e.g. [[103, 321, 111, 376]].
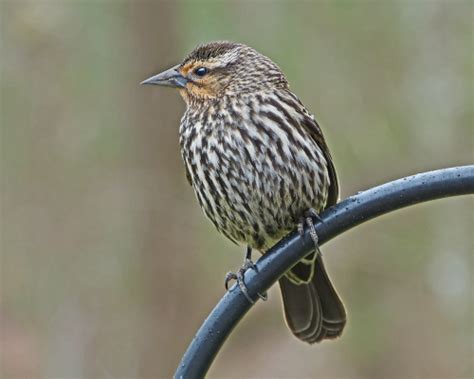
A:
[[142, 41, 346, 343]]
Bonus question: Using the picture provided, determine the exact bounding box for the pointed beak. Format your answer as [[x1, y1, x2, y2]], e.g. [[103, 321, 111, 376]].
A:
[[140, 64, 188, 88]]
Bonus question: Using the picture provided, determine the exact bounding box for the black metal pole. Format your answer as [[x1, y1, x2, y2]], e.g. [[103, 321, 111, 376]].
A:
[[174, 165, 474, 379]]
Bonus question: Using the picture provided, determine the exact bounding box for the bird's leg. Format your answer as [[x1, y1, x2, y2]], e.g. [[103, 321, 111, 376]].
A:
[[298, 208, 323, 262], [307, 207, 324, 224], [242, 245, 257, 271], [224, 246, 268, 304]]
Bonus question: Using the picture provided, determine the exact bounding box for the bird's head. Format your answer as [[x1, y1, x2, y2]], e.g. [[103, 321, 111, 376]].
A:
[[141, 41, 288, 104]]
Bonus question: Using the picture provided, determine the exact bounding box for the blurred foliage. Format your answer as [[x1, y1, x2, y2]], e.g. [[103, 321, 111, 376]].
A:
[[1, 1, 472, 378]]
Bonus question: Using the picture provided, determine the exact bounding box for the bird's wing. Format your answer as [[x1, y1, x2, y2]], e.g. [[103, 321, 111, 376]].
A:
[[301, 114, 340, 208]]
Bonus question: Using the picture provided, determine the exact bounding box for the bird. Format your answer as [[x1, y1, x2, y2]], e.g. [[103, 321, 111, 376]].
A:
[[141, 41, 346, 343]]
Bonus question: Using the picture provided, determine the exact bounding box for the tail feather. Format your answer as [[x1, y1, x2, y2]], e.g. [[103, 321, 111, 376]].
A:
[[279, 255, 346, 343]]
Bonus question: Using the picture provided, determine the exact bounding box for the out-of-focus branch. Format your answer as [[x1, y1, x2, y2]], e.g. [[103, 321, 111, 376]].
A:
[[174, 165, 474, 379]]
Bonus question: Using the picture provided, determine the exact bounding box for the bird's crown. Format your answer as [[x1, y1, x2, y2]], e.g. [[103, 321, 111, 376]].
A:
[[182, 41, 241, 63]]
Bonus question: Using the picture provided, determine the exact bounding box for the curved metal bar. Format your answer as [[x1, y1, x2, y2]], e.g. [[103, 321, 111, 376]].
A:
[[174, 165, 474, 378]]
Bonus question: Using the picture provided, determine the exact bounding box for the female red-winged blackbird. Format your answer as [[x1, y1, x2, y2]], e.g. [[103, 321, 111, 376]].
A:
[[142, 41, 346, 343]]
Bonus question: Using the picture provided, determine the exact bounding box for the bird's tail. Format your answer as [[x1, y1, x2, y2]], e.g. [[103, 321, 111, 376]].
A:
[[278, 254, 346, 343]]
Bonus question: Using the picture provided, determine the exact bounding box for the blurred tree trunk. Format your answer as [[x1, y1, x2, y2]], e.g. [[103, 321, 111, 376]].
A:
[[127, 2, 183, 377]]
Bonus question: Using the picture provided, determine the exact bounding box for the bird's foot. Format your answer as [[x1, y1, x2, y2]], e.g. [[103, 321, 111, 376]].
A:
[[224, 253, 267, 304], [298, 208, 323, 259]]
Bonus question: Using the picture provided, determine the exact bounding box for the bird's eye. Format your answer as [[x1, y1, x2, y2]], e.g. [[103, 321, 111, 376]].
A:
[[194, 67, 208, 77]]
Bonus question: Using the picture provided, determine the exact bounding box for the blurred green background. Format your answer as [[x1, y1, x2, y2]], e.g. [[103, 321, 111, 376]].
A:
[[1, 1, 472, 378]]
